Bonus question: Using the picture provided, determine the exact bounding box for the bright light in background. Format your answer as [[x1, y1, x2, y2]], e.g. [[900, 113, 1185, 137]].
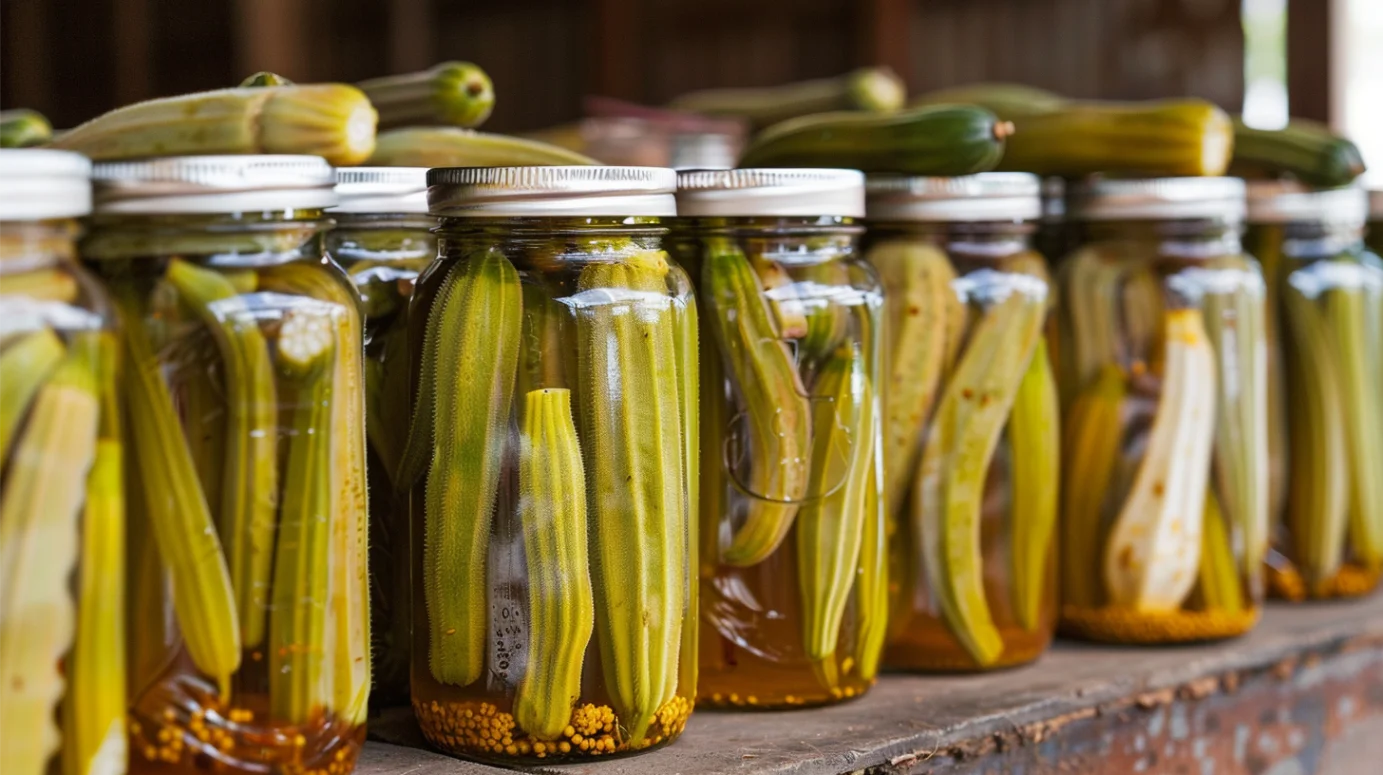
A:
[[1242, 0, 1288, 129], [1339, 0, 1383, 187]]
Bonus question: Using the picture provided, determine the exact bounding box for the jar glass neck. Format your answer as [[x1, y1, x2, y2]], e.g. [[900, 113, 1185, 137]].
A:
[[0, 219, 81, 273], [1263, 220, 1366, 259], [81, 209, 329, 266], [328, 213, 438, 264], [1078, 217, 1243, 259], [868, 219, 1034, 257]]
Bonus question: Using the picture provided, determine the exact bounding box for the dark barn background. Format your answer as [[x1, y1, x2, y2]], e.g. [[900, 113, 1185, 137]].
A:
[[1, 0, 1331, 132]]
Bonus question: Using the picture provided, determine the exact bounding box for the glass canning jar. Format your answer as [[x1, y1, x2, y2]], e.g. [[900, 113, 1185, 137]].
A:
[[671, 169, 885, 709], [863, 173, 1057, 672], [327, 167, 435, 709], [82, 156, 369, 773], [0, 150, 127, 775], [1055, 177, 1269, 645], [411, 167, 695, 763], [1244, 183, 1383, 600]]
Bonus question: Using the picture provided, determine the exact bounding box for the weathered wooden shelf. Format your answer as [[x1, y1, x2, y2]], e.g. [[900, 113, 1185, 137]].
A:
[[361, 595, 1383, 775]]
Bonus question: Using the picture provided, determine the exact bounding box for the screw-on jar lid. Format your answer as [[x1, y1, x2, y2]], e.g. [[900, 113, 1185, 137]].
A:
[[865, 173, 1040, 222], [675, 168, 864, 218], [92, 155, 337, 215], [428, 166, 676, 217], [0, 149, 92, 221], [332, 167, 429, 215], [1245, 181, 1367, 225], [1068, 177, 1246, 221]]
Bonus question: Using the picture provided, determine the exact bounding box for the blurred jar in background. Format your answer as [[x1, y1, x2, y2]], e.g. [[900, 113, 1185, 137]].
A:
[[1055, 177, 1269, 645], [1244, 182, 1383, 601]]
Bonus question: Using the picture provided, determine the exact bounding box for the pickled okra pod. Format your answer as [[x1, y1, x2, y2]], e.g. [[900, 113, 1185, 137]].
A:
[[422, 250, 522, 687], [576, 252, 686, 742], [797, 345, 875, 680], [0, 335, 100, 775], [700, 236, 812, 566], [1060, 365, 1127, 608], [117, 289, 242, 694], [0, 327, 66, 458], [1009, 337, 1060, 631], [1102, 309, 1218, 613], [369, 127, 597, 167], [915, 290, 1044, 666], [267, 308, 337, 724], [166, 259, 280, 647], [513, 388, 594, 741], [0, 108, 53, 148], [668, 67, 906, 129]]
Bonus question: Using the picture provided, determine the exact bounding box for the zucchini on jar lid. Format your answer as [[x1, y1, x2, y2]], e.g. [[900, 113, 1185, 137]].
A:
[[91, 154, 337, 214], [428, 166, 677, 217], [865, 172, 1040, 221], [0, 148, 92, 220], [674, 168, 865, 217], [1067, 176, 1246, 221], [332, 166, 429, 214], [1245, 180, 1367, 225]]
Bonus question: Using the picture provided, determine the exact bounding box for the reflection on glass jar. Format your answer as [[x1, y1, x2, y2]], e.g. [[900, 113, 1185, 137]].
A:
[[0, 150, 127, 775], [82, 156, 369, 773], [410, 167, 695, 763], [1056, 177, 1269, 645], [327, 167, 436, 710], [1245, 183, 1383, 601], [671, 169, 885, 709], [865, 173, 1058, 672]]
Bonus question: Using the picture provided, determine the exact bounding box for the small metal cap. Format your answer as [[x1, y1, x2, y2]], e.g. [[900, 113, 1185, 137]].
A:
[[1067, 177, 1246, 221], [1245, 181, 1368, 225], [865, 172, 1041, 222], [332, 167, 429, 215], [0, 149, 92, 221], [674, 168, 865, 218], [428, 166, 677, 217], [91, 155, 337, 215]]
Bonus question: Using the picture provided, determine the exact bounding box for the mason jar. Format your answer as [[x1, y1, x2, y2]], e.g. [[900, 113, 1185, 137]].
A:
[[1244, 183, 1383, 600], [411, 167, 695, 762], [0, 149, 128, 775], [82, 156, 369, 773], [670, 169, 885, 709], [863, 173, 1057, 671], [1055, 177, 1269, 644], [327, 167, 434, 709]]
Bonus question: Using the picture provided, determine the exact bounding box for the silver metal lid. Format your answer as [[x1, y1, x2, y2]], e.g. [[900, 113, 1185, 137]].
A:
[[332, 167, 429, 215], [865, 173, 1040, 222], [1370, 189, 1383, 220], [1068, 177, 1246, 221], [1245, 181, 1368, 225], [675, 168, 864, 218], [92, 155, 337, 215], [1041, 176, 1065, 222], [428, 166, 676, 217], [0, 149, 92, 221]]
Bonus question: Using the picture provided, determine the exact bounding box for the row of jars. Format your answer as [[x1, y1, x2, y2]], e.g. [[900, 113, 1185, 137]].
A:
[[2, 149, 1380, 771]]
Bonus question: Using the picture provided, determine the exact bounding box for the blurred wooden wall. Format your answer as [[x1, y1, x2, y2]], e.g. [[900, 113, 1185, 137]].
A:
[[3, 0, 1253, 133]]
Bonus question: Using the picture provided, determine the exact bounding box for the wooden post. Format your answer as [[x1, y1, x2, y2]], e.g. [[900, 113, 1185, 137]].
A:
[[112, 0, 151, 106], [857, 0, 913, 90], [388, 0, 434, 75], [1287, 0, 1331, 123], [588, 0, 643, 100], [234, 0, 310, 82]]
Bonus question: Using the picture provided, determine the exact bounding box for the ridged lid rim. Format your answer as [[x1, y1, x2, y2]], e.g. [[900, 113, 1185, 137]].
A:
[[1068, 176, 1246, 221], [674, 168, 865, 217], [1245, 181, 1368, 225], [92, 154, 337, 214], [865, 172, 1040, 222], [428, 166, 677, 217], [0, 148, 92, 221], [332, 166, 430, 215]]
